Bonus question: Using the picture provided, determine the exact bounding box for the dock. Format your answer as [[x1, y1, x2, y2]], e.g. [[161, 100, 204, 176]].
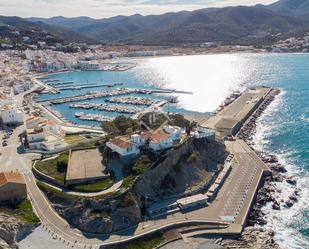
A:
[[57, 83, 123, 91], [201, 87, 272, 137], [75, 112, 114, 122], [69, 102, 143, 114], [105, 96, 160, 106], [47, 81, 74, 86], [37, 88, 152, 104]]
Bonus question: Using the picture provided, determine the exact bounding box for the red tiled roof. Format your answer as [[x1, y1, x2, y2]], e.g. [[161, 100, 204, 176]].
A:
[[109, 137, 135, 148], [0, 172, 25, 187], [141, 129, 171, 144]]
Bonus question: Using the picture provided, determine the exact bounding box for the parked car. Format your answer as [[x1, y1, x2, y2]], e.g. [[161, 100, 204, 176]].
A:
[[2, 140, 8, 146]]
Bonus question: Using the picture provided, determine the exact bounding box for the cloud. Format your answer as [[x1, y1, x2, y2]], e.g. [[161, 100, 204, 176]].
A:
[[0, 0, 277, 18]]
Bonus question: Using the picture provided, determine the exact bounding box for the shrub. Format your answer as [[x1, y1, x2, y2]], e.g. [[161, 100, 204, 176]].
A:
[[132, 155, 152, 175], [187, 151, 199, 163], [119, 192, 136, 208], [121, 176, 135, 189]]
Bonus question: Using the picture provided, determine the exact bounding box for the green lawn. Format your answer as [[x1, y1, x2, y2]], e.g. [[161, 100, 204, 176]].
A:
[[70, 178, 114, 192], [78, 141, 97, 149], [35, 152, 69, 184], [37, 180, 116, 201], [64, 135, 85, 145], [0, 200, 40, 225], [36, 181, 79, 199], [121, 176, 136, 189], [122, 236, 165, 249]]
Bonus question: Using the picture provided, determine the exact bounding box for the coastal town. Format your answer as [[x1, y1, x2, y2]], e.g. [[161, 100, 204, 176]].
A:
[[0, 44, 301, 249]]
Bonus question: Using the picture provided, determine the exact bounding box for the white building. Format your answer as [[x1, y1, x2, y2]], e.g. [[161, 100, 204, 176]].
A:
[[163, 125, 182, 141], [107, 125, 182, 156], [1, 105, 24, 125], [27, 127, 45, 143], [193, 127, 216, 141], [106, 137, 140, 157], [25, 116, 47, 129], [141, 129, 174, 151], [13, 81, 32, 94], [25, 115, 64, 151]]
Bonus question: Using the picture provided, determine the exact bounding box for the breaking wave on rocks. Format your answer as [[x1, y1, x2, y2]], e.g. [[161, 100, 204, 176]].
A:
[[253, 91, 309, 249]]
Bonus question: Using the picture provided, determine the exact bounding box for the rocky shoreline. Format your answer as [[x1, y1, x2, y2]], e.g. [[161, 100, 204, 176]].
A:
[[215, 88, 300, 248], [237, 89, 299, 226]]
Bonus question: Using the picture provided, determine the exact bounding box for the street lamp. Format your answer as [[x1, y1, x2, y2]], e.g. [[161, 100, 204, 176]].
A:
[[185, 184, 188, 220]]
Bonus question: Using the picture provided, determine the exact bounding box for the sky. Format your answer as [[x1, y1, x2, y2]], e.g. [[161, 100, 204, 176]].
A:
[[0, 0, 278, 19]]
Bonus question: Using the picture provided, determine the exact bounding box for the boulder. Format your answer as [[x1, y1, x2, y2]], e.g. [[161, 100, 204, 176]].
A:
[[286, 178, 297, 186]]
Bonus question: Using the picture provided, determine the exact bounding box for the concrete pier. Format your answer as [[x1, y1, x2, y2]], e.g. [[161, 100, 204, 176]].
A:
[[201, 87, 271, 137]]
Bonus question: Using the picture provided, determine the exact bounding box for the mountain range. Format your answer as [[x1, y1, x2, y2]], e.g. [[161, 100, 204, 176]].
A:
[[2, 0, 309, 46]]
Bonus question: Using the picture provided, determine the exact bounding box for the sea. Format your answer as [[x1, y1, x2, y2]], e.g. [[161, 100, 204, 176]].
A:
[[41, 53, 308, 248]]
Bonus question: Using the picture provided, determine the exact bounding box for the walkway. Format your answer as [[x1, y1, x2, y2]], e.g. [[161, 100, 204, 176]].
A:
[[40, 179, 123, 197]]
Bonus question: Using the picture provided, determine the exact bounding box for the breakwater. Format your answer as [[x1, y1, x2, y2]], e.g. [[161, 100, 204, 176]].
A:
[[235, 89, 300, 227]]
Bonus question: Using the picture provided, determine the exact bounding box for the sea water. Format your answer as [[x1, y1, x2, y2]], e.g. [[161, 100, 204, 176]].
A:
[[42, 53, 308, 248]]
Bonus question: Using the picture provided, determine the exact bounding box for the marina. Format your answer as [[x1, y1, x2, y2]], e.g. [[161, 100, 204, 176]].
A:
[[75, 112, 114, 122], [47, 81, 74, 86], [39, 88, 153, 104], [69, 102, 143, 114], [105, 96, 161, 106], [56, 82, 123, 91]]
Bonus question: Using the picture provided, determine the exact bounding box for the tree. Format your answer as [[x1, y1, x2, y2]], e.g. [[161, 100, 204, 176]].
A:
[[101, 121, 120, 135], [132, 155, 152, 175]]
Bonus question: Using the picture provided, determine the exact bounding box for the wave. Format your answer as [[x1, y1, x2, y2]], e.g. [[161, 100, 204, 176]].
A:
[[253, 91, 309, 249], [300, 112, 309, 123]]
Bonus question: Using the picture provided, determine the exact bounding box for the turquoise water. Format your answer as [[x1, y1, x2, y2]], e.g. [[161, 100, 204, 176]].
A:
[[41, 54, 308, 248]]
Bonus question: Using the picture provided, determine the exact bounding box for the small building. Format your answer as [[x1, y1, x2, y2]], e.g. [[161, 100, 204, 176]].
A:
[[27, 127, 45, 143], [148, 130, 173, 151], [163, 125, 182, 141], [25, 116, 47, 129], [194, 127, 216, 141], [106, 137, 140, 157], [176, 194, 207, 211], [26, 116, 64, 151], [1, 105, 24, 126], [141, 129, 174, 151], [0, 172, 27, 204]]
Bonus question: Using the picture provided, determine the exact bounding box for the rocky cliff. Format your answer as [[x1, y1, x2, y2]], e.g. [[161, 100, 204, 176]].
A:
[[134, 138, 228, 202], [43, 191, 141, 234], [0, 213, 36, 248]]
